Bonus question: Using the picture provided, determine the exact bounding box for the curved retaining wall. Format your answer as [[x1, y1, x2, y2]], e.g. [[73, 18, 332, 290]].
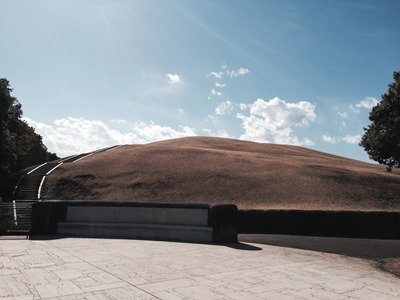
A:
[[30, 201, 238, 243], [238, 210, 400, 239]]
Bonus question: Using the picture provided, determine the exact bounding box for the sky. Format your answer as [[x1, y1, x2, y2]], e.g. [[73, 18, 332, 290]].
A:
[[1, 0, 399, 162]]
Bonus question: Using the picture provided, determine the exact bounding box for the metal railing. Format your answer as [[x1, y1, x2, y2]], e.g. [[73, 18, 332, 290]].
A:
[[0, 200, 34, 234]]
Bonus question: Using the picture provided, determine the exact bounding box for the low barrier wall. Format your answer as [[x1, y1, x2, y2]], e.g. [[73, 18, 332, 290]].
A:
[[30, 203, 399, 241], [30, 201, 238, 243], [238, 210, 400, 239]]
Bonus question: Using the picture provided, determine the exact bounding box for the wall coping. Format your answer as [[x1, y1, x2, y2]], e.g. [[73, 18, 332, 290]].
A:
[[40, 200, 211, 209]]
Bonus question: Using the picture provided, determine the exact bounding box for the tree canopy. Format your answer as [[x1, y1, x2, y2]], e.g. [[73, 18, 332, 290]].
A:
[[360, 71, 400, 170], [0, 78, 58, 199]]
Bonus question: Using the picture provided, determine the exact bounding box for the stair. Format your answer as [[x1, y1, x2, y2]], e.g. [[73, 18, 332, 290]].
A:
[[61, 153, 90, 163], [14, 162, 61, 200], [14, 175, 43, 200]]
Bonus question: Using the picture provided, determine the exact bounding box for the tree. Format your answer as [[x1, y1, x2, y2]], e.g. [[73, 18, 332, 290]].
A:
[[0, 78, 58, 199], [360, 71, 400, 171]]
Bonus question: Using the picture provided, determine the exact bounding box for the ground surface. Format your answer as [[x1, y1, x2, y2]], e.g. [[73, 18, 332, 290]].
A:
[[1, 236, 400, 299], [42, 136, 400, 211]]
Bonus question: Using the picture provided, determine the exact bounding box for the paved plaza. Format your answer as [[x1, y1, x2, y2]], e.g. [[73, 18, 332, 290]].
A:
[[0, 235, 399, 299]]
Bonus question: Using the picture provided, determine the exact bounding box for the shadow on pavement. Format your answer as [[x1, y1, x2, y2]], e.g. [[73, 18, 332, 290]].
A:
[[224, 242, 263, 251], [28, 234, 263, 251]]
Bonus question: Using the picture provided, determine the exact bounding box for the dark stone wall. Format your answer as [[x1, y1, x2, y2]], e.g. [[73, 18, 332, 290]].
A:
[[238, 210, 400, 239], [30, 201, 239, 243], [30, 201, 68, 235], [31, 201, 400, 240], [208, 204, 238, 243]]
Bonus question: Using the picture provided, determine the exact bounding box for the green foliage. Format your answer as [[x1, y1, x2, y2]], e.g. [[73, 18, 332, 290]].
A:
[[360, 72, 400, 170], [0, 78, 59, 199]]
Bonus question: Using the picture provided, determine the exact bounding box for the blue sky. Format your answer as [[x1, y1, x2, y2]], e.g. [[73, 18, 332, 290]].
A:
[[1, 0, 399, 161]]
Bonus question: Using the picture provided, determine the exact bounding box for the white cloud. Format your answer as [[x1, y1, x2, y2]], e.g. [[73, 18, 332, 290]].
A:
[[322, 134, 337, 144], [349, 97, 378, 113], [348, 104, 359, 113], [239, 103, 249, 110], [132, 121, 196, 143], [211, 88, 223, 96], [24, 117, 132, 157], [24, 117, 197, 157], [215, 101, 233, 115], [321, 133, 361, 145], [137, 71, 184, 96], [237, 97, 316, 145], [341, 134, 361, 145], [203, 128, 231, 138], [227, 67, 249, 78], [206, 65, 248, 100], [166, 73, 183, 85], [207, 71, 223, 79], [355, 97, 378, 109]]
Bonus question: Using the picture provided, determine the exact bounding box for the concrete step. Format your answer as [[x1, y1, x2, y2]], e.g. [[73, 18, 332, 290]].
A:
[[14, 175, 43, 200], [14, 192, 38, 200], [35, 162, 61, 175], [20, 176, 42, 186], [57, 222, 213, 243], [62, 153, 90, 163], [16, 189, 37, 193]]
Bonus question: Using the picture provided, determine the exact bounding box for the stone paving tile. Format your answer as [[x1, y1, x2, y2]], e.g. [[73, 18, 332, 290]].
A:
[[0, 274, 32, 298], [34, 281, 84, 298], [222, 291, 265, 300], [0, 295, 35, 300], [79, 282, 129, 293], [71, 276, 101, 289], [0, 268, 20, 276], [138, 278, 226, 300], [169, 285, 228, 300], [63, 262, 100, 274], [45, 291, 113, 300], [88, 272, 122, 284], [358, 274, 400, 296], [103, 286, 157, 299], [52, 269, 84, 281], [119, 273, 150, 286], [0, 237, 399, 299], [281, 287, 357, 300], [344, 287, 400, 300], [19, 268, 53, 285]]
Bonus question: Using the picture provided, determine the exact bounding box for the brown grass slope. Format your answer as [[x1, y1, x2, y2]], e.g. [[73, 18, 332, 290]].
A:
[[42, 137, 400, 211]]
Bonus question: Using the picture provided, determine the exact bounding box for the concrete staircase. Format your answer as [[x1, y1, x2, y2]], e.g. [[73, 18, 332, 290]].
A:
[[13, 145, 121, 201], [14, 175, 42, 200], [14, 162, 61, 200]]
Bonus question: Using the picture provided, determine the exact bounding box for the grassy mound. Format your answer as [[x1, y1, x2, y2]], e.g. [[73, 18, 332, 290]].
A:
[[42, 137, 400, 211]]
